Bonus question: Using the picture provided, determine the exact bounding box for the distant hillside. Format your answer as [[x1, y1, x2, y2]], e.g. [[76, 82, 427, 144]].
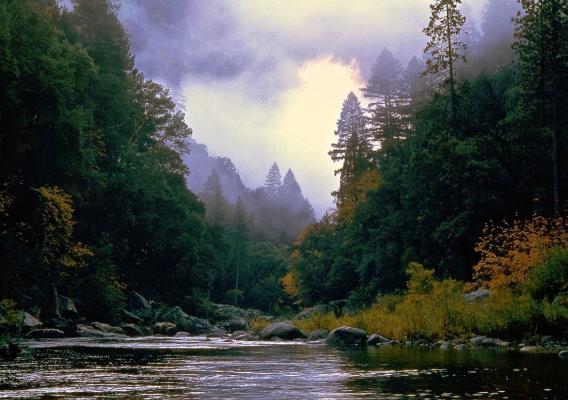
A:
[[185, 140, 315, 242]]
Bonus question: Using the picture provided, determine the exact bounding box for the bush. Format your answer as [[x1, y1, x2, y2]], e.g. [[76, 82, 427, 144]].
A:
[[0, 299, 21, 335]]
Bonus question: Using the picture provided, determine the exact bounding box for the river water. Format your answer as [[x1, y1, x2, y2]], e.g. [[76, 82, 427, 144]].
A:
[[1, 336, 567, 399]]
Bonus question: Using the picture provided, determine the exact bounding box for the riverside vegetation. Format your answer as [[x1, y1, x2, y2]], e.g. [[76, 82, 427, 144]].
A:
[[1, 0, 568, 360]]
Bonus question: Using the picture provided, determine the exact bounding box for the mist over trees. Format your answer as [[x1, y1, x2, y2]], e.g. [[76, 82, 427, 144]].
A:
[[288, 0, 568, 309]]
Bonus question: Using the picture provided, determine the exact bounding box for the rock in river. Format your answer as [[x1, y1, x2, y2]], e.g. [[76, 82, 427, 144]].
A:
[[367, 333, 390, 346], [308, 329, 329, 341], [154, 322, 178, 336], [26, 328, 65, 339], [260, 322, 305, 340], [325, 327, 367, 347]]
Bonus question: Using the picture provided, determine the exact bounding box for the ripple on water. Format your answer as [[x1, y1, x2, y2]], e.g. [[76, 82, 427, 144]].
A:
[[0, 337, 567, 399]]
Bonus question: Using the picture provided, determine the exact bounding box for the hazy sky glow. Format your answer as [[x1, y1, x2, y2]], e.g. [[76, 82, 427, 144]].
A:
[[117, 0, 486, 215]]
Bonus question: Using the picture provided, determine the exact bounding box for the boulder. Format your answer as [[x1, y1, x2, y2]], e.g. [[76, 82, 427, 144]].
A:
[[22, 312, 43, 331], [260, 322, 305, 340], [470, 336, 487, 345], [454, 344, 467, 351], [121, 323, 147, 337], [480, 338, 511, 348], [295, 305, 329, 320], [57, 296, 79, 319], [91, 322, 125, 335], [207, 327, 226, 337], [26, 328, 65, 339], [76, 324, 103, 337], [158, 306, 213, 334], [464, 289, 491, 301], [174, 331, 191, 337], [367, 333, 390, 346], [559, 350, 568, 358], [325, 326, 367, 347], [205, 303, 263, 332], [231, 330, 249, 338], [154, 322, 177, 336], [307, 329, 329, 341], [520, 345, 542, 353], [440, 341, 452, 351]]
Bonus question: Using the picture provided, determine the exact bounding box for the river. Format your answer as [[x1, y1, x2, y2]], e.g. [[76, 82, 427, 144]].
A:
[[1, 336, 567, 399]]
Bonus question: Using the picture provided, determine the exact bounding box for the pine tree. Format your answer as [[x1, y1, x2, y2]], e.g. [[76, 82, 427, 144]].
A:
[[201, 169, 228, 225], [264, 162, 282, 196], [516, 0, 568, 216], [329, 92, 368, 172], [403, 56, 432, 120], [329, 93, 376, 220], [230, 197, 250, 306], [479, 0, 520, 71], [364, 48, 410, 147], [423, 0, 467, 122], [281, 169, 304, 204]]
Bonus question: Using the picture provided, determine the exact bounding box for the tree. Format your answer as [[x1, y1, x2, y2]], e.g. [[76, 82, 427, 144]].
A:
[[479, 0, 520, 71], [263, 162, 282, 196], [515, 0, 568, 216], [364, 48, 410, 148], [200, 169, 228, 225], [229, 197, 251, 306], [423, 0, 467, 122], [281, 169, 303, 204], [329, 93, 376, 220], [403, 56, 432, 115]]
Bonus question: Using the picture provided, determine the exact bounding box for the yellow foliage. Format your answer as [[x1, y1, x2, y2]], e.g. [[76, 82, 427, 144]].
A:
[[281, 270, 300, 300], [249, 316, 271, 333], [472, 214, 568, 290], [293, 266, 536, 340], [334, 169, 381, 222], [34, 186, 92, 269]]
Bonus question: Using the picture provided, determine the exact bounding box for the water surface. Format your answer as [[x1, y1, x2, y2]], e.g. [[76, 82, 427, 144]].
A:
[[1, 336, 567, 399]]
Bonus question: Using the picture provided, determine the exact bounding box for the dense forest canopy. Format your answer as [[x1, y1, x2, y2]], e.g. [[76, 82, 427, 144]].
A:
[[0, 0, 567, 339]]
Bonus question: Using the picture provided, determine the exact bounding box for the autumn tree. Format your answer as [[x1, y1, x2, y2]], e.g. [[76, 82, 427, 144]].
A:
[[423, 0, 467, 122]]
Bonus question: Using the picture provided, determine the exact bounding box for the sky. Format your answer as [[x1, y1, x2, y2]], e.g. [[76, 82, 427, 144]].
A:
[[117, 0, 486, 216]]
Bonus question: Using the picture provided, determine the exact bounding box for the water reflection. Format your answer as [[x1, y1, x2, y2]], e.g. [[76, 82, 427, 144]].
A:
[[0, 337, 566, 399]]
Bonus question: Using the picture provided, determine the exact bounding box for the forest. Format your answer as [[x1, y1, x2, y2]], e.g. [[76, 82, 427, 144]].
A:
[[1, 0, 567, 342]]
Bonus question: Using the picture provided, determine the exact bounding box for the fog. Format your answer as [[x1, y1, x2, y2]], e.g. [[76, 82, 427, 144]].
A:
[[113, 0, 516, 215]]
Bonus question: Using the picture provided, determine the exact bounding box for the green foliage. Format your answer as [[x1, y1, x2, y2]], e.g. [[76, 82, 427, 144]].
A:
[[528, 248, 568, 304], [0, 299, 21, 335]]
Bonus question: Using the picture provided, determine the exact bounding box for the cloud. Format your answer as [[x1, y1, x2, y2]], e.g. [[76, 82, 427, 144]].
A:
[[118, 0, 488, 216]]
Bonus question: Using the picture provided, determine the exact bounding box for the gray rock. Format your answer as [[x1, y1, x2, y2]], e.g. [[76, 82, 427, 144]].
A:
[[153, 322, 177, 336], [260, 322, 305, 340], [559, 350, 568, 358], [26, 328, 65, 339], [308, 329, 329, 341], [454, 344, 468, 351], [207, 327, 226, 337], [91, 322, 125, 335], [481, 338, 511, 348], [325, 326, 367, 347], [231, 330, 249, 338], [470, 336, 487, 345], [121, 323, 146, 337], [440, 341, 452, 350], [520, 345, 542, 353], [159, 306, 213, 334], [76, 324, 107, 337], [464, 289, 491, 301], [22, 312, 43, 330], [57, 296, 78, 319], [367, 333, 390, 346], [205, 303, 263, 332], [295, 305, 329, 320], [174, 331, 191, 337]]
